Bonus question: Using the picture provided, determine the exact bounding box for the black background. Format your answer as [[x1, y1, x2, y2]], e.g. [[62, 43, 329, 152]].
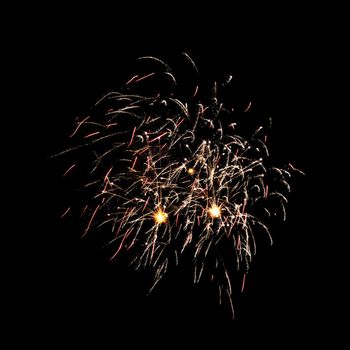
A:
[[13, 5, 342, 347]]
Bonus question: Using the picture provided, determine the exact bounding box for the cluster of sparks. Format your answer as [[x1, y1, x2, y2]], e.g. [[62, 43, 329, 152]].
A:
[[59, 54, 302, 316]]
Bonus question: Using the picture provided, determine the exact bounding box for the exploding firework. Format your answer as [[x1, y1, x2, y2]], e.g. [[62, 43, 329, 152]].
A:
[[57, 53, 302, 317]]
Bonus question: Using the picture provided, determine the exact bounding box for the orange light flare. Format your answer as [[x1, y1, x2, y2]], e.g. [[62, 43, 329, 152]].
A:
[[153, 208, 168, 225], [187, 167, 195, 175], [208, 203, 222, 219]]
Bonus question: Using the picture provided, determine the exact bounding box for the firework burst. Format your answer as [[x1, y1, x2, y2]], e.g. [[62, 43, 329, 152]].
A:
[[57, 53, 302, 317]]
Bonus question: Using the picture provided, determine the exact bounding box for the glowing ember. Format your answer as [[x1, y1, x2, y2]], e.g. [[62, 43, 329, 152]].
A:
[[187, 168, 195, 175], [208, 204, 221, 218], [153, 208, 168, 224]]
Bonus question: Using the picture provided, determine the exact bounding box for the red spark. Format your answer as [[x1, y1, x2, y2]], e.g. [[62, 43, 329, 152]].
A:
[[128, 126, 136, 147], [63, 164, 76, 177], [84, 131, 100, 139], [134, 72, 155, 83], [60, 207, 71, 219], [69, 116, 90, 138]]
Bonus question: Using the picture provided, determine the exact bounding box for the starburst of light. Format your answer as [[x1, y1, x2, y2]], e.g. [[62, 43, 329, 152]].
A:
[[208, 203, 221, 219], [153, 208, 168, 225], [56, 53, 303, 317]]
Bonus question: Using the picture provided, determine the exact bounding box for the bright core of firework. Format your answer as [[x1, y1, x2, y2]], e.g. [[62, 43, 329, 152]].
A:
[[153, 208, 168, 224], [187, 168, 195, 175], [208, 204, 221, 219]]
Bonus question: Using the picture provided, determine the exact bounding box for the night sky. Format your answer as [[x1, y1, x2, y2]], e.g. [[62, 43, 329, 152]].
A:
[[14, 6, 340, 347]]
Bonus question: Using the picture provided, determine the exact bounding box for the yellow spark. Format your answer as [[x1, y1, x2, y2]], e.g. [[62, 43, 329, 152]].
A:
[[153, 208, 168, 224], [187, 168, 195, 175], [208, 204, 221, 219]]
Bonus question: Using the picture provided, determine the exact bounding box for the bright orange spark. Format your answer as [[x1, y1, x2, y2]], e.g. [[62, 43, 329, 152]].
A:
[[208, 204, 221, 219], [187, 168, 195, 175], [153, 208, 168, 224]]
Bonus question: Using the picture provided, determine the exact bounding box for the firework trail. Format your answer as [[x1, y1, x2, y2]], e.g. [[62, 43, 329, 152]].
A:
[[57, 53, 302, 317]]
